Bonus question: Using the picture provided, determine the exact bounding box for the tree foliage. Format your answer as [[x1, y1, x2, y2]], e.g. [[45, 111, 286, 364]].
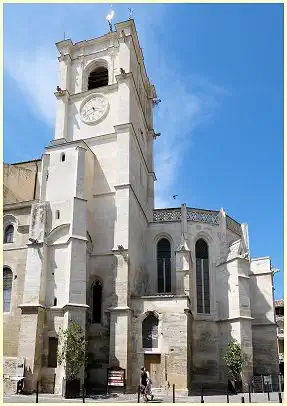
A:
[[223, 339, 248, 380], [57, 322, 88, 380]]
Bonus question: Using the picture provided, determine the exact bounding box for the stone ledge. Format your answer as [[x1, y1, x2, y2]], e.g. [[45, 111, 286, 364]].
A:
[[18, 303, 46, 310], [63, 303, 89, 310]]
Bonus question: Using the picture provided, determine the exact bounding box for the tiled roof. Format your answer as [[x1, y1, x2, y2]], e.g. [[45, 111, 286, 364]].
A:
[[275, 299, 284, 307]]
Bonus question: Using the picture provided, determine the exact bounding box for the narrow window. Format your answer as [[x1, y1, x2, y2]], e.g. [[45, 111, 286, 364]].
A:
[[53, 297, 57, 306], [61, 153, 65, 162], [56, 210, 60, 220], [142, 313, 159, 349], [157, 238, 171, 293], [88, 67, 108, 90], [3, 267, 13, 312], [92, 280, 102, 323], [48, 337, 58, 368], [196, 239, 210, 314], [4, 225, 14, 243]]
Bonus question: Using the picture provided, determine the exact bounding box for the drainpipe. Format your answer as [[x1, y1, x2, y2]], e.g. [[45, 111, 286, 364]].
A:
[[33, 161, 39, 200]]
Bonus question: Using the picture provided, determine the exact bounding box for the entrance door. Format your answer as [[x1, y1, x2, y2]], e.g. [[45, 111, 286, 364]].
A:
[[144, 354, 161, 388]]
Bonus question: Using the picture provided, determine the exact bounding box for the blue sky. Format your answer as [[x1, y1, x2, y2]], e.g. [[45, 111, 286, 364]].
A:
[[4, 4, 283, 299]]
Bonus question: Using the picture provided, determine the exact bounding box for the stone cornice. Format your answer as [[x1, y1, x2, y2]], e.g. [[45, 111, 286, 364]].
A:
[[238, 274, 250, 279], [63, 303, 89, 310], [107, 306, 132, 312], [56, 32, 116, 55], [131, 294, 188, 301], [4, 200, 38, 211], [69, 82, 118, 103], [46, 138, 97, 162], [18, 303, 46, 310], [93, 191, 115, 198], [250, 271, 273, 277], [216, 255, 250, 267], [4, 245, 28, 252], [216, 315, 254, 322]]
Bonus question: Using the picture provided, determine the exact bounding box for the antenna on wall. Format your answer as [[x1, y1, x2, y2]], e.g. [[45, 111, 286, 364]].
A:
[[64, 32, 66, 40], [106, 5, 115, 32]]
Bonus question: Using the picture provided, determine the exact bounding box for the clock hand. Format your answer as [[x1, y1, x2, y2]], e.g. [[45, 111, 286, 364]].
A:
[[84, 107, 95, 115]]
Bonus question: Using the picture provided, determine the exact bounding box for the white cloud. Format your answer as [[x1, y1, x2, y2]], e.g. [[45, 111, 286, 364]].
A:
[[5, 48, 58, 126], [130, 9, 228, 209], [152, 62, 228, 209], [4, 7, 227, 210]]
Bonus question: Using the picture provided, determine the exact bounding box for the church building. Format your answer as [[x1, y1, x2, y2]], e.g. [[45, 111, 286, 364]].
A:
[[3, 19, 279, 395]]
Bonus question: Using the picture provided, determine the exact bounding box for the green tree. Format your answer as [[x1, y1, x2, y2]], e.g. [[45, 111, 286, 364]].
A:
[[223, 339, 249, 381], [57, 322, 88, 381]]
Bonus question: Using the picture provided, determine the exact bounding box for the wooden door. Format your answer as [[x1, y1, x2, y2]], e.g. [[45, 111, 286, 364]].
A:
[[144, 354, 161, 388]]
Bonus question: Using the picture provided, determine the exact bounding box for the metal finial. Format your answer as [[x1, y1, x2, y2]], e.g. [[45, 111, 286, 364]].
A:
[[128, 8, 134, 19], [106, 5, 115, 32]]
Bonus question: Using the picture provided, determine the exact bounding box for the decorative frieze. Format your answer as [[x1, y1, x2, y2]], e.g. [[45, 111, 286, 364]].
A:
[[226, 215, 242, 236], [153, 207, 220, 225], [187, 208, 219, 224], [153, 209, 181, 222]]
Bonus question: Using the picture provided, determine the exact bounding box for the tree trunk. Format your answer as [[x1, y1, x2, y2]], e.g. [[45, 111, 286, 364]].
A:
[[65, 378, 80, 398]]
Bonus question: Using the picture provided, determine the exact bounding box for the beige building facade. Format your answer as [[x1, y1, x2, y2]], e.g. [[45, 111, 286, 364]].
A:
[[3, 19, 279, 395], [275, 300, 284, 375]]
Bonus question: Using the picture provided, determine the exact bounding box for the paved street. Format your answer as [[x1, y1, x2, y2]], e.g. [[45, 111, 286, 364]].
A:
[[3, 391, 284, 403]]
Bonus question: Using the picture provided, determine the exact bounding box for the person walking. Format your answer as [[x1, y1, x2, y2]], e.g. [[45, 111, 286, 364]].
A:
[[140, 367, 154, 402], [145, 369, 154, 401], [140, 367, 148, 401]]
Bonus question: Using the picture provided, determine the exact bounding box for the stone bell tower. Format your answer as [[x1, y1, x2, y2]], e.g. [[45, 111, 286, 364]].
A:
[[51, 18, 158, 390], [17, 19, 158, 393]]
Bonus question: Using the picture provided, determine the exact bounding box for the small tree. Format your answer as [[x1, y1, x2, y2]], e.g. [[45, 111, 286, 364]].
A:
[[223, 339, 248, 381], [58, 321, 88, 381]]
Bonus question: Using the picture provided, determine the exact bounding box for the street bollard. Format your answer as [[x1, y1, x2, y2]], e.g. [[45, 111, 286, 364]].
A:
[[241, 396, 245, 403], [201, 386, 204, 403], [172, 384, 175, 403], [82, 384, 85, 403], [137, 385, 141, 403], [248, 385, 251, 403], [278, 392, 282, 403], [35, 381, 39, 403], [226, 386, 229, 403], [267, 385, 270, 401]]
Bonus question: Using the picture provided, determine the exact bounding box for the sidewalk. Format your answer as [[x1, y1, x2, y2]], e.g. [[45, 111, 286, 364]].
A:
[[3, 391, 284, 403]]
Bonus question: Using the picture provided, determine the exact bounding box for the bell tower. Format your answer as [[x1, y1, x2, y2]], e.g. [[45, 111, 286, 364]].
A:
[[29, 19, 159, 392], [53, 19, 157, 217]]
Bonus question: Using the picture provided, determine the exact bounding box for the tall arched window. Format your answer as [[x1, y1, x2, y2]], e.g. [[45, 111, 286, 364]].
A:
[[92, 280, 102, 323], [4, 225, 14, 243], [88, 67, 108, 90], [3, 267, 13, 312], [157, 238, 171, 293], [195, 239, 210, 314], [142, 313, 159, 349]]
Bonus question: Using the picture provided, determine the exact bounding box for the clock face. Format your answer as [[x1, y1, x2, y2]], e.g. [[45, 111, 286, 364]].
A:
[[80, 94, 109, 124]]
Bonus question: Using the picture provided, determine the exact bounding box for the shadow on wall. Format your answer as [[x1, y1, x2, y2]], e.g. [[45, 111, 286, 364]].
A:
[[85, 152, 118, 392], [188, 235, 232, 393], [250, 263, 279, 376]]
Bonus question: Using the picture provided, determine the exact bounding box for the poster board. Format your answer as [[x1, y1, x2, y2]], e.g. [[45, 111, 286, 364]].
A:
[[107, 367, 125, 393], [16, 359, 25, 378]]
